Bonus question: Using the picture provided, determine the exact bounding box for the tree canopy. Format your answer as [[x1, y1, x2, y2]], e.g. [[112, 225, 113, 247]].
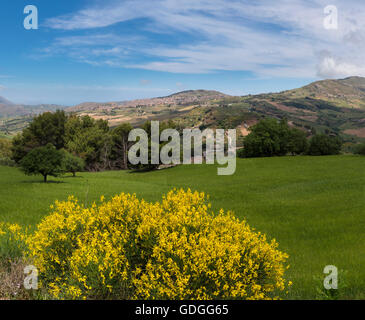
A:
[[19, 144, 64, 182], [241, 118, 308, 158], [307, 134, 342, 156]]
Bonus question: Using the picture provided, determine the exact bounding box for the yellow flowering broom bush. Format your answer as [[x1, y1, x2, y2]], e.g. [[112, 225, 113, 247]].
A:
[[0, 222, 29, 261], [26, 189, 290, 300]]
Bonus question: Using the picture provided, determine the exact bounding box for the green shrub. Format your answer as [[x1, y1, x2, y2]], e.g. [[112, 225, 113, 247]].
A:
[[240, 118, 308, 158], [354, 143, 365, 155], [61, 150, 85, 177], [308, 134, 342, 156], [0, 138, 12, 159]]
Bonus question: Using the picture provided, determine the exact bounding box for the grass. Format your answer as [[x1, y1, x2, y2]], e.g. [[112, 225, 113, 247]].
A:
[[0, 134, 11, 140], [1, 155, 365, 299]]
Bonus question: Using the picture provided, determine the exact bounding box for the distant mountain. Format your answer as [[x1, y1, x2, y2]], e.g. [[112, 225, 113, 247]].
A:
[[67, 90, 229, 113], [0, 96, 67, 119], [0, 96, 14, 106]]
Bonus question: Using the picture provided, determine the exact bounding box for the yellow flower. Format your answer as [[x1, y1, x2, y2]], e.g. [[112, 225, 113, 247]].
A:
[[23, 189, 290, 300]]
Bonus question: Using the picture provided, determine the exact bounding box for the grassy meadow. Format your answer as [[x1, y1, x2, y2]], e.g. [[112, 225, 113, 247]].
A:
[[0, 155, 365, 299]]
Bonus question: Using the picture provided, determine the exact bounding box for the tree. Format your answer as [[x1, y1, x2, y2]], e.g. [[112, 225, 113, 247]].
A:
[[20, 144, 63, 182], [65, 115, 111, 171], [111, 123, 133, 170], [240, 118, 310, 158], [287, 128, 309, 155], [354, 143, 365, 155], [307, 134, 342, 156], [242, 118, 291, 158], [61, 150, 85, 177], [12, 110, 67, 163]]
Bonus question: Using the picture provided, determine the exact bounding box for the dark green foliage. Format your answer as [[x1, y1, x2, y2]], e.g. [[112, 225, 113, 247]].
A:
[[307, 134, 342, 156], [236, 148, 245, 158], [19, 144, 64, 182], [61, 150, 85, 177], [241, 118, 308, 158], [354, 143, 365, 155], [288, 128, 309, 155], [64, 115, 111, 171], [12, 111, 180, 173], [11, 110, 67, 163]]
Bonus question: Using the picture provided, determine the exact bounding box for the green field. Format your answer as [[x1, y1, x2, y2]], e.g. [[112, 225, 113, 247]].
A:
[[1, 155, 365, 299]]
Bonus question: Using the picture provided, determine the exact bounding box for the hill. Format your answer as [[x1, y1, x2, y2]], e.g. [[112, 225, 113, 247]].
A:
[[67, 90, 229, 113], [0, 96, 14, 106], [65, 89, 230, 128], [3, 78, 365, 143], [283, 76, 365, 109], [0, 97, 67, 135], [63, 78, 365, 144], [0, 103, 66, 119]]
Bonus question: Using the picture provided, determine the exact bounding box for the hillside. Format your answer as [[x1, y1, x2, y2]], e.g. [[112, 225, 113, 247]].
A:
[[67, 90, 229, 113], [63, 78, 365, 143], [282, 76, 365, 109], [65, 90, 230, 128], [3, 78, 365, 143], [0, 96, 14, 106], [0, 97, 67, 134]]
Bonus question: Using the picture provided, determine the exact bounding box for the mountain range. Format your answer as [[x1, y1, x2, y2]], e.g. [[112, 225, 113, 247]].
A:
[[2, 77, 365, 143]]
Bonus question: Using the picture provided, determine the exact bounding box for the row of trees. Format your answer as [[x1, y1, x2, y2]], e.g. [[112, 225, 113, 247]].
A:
[[238, 118, 343, 158], [11, 111, 136, 172], [11, 110, 181, 181], [4, 111, 353, 181]]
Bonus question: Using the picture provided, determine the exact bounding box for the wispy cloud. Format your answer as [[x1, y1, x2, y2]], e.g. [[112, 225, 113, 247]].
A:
[[42, 0, 365, 78]]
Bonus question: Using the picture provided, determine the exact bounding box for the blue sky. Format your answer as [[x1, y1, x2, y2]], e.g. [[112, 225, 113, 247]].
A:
[[0, 0, 363, 105]]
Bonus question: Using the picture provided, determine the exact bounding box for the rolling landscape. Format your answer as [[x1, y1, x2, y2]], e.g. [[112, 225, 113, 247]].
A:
[[1, 76, 365, 300], [2, 0, 365, 304], [3, 77, 365, 147]]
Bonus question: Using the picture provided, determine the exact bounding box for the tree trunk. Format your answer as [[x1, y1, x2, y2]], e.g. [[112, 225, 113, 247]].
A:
[[123, 143, 128, 170], [43, 175, 47, 183]]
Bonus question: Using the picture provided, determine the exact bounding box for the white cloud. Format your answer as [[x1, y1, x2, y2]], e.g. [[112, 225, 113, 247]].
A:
[[317, 55, 365, 78], [42, 0, 365, 78]]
